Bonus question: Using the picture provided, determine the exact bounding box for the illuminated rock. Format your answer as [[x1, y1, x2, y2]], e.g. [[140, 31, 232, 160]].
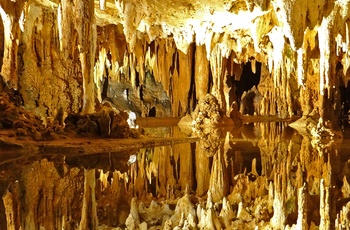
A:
[[1, 0, 350, 229]]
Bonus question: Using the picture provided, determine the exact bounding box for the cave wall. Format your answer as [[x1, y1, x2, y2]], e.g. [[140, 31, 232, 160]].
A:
[[0, 0, 349, 123]]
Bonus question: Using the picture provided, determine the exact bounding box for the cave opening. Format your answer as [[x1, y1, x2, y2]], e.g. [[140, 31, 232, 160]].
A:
[[235, 61, 262, 115], [148, 107, 156, 117]]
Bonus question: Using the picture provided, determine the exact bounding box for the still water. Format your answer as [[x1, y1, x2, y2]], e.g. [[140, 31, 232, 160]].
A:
[[1, 122, 350, 229]]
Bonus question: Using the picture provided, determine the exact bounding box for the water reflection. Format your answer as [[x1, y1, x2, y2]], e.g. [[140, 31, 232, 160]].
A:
[[1, 122, 350, 229]]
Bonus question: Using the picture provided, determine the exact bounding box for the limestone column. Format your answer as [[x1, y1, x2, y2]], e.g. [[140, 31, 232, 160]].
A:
[[73, 0, 96, 114]]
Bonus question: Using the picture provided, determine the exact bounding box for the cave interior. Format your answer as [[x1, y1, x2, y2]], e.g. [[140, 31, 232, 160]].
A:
[[1, 0, 350, 229]]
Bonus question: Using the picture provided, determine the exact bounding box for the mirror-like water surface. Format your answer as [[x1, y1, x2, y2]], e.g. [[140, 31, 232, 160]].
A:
[[1, 122, 350, 229]]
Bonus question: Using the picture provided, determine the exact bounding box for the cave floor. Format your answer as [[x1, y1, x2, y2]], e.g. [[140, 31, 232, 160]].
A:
[[1, 117, 350, 229]]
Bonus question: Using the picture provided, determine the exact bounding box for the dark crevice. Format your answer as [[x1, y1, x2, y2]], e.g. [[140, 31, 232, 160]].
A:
[[234, 61, 261, 113]]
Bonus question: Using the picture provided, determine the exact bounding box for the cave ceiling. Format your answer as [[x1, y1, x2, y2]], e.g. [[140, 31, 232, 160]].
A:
[[0, 0, 350, 133]]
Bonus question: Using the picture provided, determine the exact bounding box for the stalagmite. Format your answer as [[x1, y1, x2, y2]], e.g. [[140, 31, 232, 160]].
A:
[[125, 198, 140, 230], [219, 197, 235, 227], [169, 194, 196, 228]]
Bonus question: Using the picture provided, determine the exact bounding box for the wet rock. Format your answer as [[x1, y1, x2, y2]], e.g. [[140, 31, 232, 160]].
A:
[[196, 128, 221, 157], [64, 105, 141, 139], [0, 91, 141, 141], [192, 94, 223, 127], [0, 138, 24, 150]]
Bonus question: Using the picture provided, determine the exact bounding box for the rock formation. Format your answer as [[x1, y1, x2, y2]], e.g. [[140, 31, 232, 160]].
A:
[[1, 0, 350, 229], [0, 0, 348, 131]]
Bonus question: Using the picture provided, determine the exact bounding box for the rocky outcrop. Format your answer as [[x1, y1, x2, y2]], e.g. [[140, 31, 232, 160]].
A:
[[0, 90, 141, 140]]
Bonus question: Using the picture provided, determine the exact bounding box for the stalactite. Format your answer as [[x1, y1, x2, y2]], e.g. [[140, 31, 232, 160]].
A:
[[297, 47, 306, 88], [129, 52, 137, 88], [0, 0, 25, 89], [94, 47, 107, 102], [194, 44, 209, 101], [172, 45, 193, 116], [339, 20, 350, 79], [99, 0, 106, 10], [210, 45, 227, 114], [318, 18, 332, 97], [74, 0, 96, 114], [268, 26, 285, 88], [57, 1, 74, 56], [123, 3, 137, 53], [133, 37, 146, 85], [153, 39, 175, 96]]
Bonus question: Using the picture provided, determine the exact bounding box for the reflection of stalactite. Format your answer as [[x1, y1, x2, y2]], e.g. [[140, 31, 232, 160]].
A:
[[2, 182, 20, 230], [195, 144, 210, 196], [151, 145, 177, 198], [79, 169, 98, 229], [175, 142, 194, 192], [209, 143, 229, 203]]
